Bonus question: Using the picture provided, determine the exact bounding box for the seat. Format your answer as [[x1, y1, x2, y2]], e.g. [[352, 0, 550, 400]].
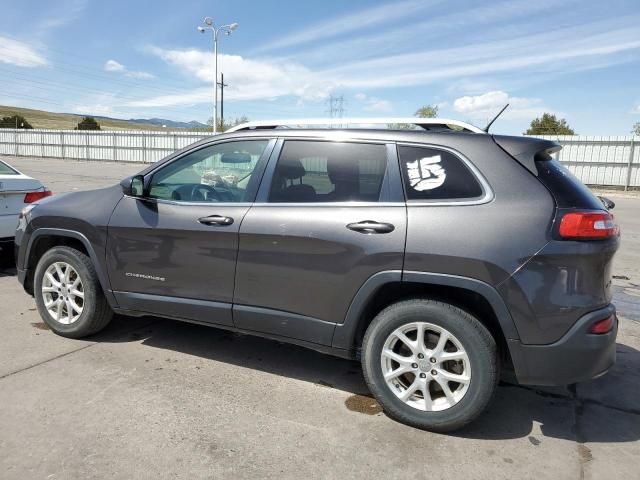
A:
[[270, 159, 317, 202], [325, 157, 360, 201]]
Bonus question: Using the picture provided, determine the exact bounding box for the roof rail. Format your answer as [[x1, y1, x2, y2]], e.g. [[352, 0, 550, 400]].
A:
[[225, 117, 485, 134]]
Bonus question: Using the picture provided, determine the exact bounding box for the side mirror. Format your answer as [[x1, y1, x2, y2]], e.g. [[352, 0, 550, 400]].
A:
[[120, 175, 145, 197]]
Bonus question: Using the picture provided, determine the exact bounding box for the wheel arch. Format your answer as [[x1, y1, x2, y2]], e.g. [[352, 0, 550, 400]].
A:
[[23, 228, 116, 307], [332, 271, 520, 364]]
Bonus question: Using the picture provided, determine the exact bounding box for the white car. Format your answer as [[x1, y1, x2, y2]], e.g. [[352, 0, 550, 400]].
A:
[[0, 159, 51, 255]]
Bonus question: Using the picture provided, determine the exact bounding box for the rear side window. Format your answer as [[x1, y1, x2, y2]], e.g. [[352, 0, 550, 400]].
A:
[[268, 141, 387, 203], [0, 161, 19, 175], [398, 146, 483, 201]]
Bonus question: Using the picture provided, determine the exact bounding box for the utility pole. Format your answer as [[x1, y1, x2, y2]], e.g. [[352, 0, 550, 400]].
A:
[[217, 73, 229, 131]]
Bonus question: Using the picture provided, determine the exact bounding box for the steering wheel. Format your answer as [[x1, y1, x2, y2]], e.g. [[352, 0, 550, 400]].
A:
[[173, 183, 221, 202], [190, 183, 221, 202]]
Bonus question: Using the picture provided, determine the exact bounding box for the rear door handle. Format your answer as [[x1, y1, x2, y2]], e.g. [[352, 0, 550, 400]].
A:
[[347, 220, 395, 234], [198, 215, 234, 226]]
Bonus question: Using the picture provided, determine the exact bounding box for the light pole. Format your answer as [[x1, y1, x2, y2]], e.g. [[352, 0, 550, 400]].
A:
[[197, 17, 238, 134]]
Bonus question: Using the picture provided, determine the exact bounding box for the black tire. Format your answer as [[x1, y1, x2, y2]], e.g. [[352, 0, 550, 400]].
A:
[[34, 246, 113, 338], [361, 298, 498, 432]]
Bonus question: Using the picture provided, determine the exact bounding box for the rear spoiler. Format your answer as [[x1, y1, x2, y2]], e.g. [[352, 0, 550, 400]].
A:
[[492, 135, 561, 175]]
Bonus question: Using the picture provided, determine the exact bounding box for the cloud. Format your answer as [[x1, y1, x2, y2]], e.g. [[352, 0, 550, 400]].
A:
[[632, 104, 640, 114], [0, 36, 47, 67], [320, 19, 640, 89], [104, 59, 125, 72], [129, 16, 640, 111], [128, 47, 335, 107], [355, 93, 393, 112], [256, 0, 440, 52], [104, 59, 154, 79], [453, 91, 548, 120], [288, 0, 576, 66], [36, 0, 87, 32]]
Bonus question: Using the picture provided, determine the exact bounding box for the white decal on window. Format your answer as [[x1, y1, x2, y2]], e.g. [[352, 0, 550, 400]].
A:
[[406, 155, 446, 191]]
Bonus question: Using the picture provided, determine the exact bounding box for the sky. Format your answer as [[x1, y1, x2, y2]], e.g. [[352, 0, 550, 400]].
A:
[[0, 0, 639, 135]]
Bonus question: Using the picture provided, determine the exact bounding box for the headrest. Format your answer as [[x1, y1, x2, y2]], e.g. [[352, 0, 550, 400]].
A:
[[327, 157, 358, 183], [278, 159, 306, 179]]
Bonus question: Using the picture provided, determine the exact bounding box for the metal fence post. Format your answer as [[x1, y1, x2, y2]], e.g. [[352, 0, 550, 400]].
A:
[[142, 133, 147, 163], [113, 131, 117, 161], [60, 131, 65, 159], [625, 138, 635, 191], [85, 131, 89, 160], [14, 129, 18, 156]]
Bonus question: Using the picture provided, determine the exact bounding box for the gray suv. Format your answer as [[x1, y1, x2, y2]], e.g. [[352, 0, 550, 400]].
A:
[[14, 119, 619, 431]]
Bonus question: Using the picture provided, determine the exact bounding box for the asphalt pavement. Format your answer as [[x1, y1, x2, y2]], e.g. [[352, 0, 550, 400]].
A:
[[1, 155, 639, 480]]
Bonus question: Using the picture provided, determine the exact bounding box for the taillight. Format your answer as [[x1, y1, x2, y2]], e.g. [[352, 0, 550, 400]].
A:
[[590, 314, 615, 334], [558, 211, 619, 240], [24, 189, 52, 204]]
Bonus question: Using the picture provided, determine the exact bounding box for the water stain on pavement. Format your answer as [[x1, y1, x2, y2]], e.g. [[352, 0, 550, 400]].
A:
[[30, 322, 50, 330], [345, 394, 383, 415]]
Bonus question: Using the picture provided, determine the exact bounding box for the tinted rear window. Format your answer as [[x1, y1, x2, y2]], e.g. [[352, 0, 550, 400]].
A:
[[535, 160, 603, 210], [0, 161, 18, 175], [398, 146, 483, 201]]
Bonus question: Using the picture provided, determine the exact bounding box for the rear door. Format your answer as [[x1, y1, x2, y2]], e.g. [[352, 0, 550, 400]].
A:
[[106, 138, 274, 325], [233, 138, 407, 345]]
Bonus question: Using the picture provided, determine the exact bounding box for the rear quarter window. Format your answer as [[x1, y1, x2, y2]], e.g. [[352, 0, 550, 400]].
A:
[[535, 159, 604, 210], [0, 161, 19, 175], [398, 145, 484, 201]]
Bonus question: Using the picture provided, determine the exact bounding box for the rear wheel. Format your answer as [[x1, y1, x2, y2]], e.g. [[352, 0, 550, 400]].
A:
[[34, 246, 113, 338], [361, 298, 498, 431]]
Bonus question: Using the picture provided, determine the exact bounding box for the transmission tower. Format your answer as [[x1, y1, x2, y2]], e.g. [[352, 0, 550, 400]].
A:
[[326, 95, 345, 126]]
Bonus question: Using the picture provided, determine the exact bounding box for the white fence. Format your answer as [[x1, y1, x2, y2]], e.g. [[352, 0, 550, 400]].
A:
[[0, 129, 210, 163], [533, 135, 639, 189], [0, 129, 638, 188]]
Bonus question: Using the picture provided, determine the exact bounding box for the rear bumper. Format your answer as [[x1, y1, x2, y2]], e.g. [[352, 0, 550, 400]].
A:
[[508, 304, 617, 386]]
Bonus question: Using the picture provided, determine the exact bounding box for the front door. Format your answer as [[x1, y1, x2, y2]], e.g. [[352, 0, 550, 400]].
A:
[[233, 139, 406, 344], [106, 138, 274, 326]]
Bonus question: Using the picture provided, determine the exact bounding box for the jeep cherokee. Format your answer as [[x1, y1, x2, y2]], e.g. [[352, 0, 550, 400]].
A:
[[14, 118, 619, 431]]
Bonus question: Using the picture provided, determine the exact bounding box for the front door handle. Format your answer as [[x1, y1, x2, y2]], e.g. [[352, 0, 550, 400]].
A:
[[347, 220, 395, 234], [198, 215, 234, 226]]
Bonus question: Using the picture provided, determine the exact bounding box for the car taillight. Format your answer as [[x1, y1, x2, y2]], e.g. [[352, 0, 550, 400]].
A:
[[590, 314, 615, 334], [24, 189, 52, 204], [558, 211, 619, 240]]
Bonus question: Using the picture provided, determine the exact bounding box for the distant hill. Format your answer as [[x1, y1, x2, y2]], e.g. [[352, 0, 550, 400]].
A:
[[0, 105, 208, 131], [128, 118, 208, 129]]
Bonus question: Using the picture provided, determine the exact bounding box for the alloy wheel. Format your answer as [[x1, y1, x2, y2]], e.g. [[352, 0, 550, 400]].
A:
[[380, 322, 471, 412], [41, 261, 84, 325]]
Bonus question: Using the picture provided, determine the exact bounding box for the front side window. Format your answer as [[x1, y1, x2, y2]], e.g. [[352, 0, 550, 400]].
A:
[[398, 145, 484, 201], [149, 140, 269, 203], [268, 141, 387, 203]]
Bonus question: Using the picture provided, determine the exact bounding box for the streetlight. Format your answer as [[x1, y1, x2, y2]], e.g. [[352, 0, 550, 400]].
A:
[[197, 16, 238, 134]]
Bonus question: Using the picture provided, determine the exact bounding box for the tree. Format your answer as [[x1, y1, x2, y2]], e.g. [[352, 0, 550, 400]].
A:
[[525, 113, 575, 135], [0, 115, 33, 129], [75, 116, 101, 130], [388, 104, 439, 130], [414, 105, 439, 118], [632, 122, 640, 136], [206, 116, 249, 132]]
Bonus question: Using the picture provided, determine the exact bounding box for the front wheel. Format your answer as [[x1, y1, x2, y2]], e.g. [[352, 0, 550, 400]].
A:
[[34, 246, 113, 338], [361, 299, 498, 432]]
